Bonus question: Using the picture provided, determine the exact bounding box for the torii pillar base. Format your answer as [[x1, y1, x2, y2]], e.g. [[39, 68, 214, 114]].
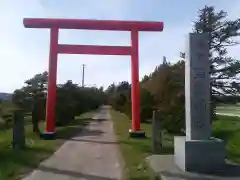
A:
[[40, 132, 55, 140], [129, 129, 146, 138]]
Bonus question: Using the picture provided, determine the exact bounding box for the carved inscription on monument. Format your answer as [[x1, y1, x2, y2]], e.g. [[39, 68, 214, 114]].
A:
[[192, 65, 207, 130], [192, 98, 207, 129], [193, 70, 206, 79]]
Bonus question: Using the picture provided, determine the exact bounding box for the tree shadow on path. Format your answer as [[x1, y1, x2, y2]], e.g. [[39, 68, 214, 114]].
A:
[[38, 165, 119, 180], [68, 138, 119, 145]]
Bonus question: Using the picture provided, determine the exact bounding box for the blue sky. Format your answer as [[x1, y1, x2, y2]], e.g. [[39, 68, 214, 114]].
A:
[[0, 0, 240, 93]]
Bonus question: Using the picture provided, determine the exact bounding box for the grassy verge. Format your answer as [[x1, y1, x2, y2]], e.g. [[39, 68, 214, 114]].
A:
[[111, 110, 240, 179], [111, 109, 173, 180], [0, 111, 95, 180], [212, 115, 240, 163], [216, 104, 240, 116]]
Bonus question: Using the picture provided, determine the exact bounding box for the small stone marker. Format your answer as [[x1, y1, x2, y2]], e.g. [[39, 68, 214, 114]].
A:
[[152, 110, 162, 154], [12, 110, 25, 149]]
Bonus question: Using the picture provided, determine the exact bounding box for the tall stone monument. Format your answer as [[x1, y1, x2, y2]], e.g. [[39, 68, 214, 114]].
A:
[[174, 33, 225, 173]]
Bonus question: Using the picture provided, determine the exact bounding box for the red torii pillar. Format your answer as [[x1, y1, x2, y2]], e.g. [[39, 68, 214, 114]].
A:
[[23, 18, 164, 138]]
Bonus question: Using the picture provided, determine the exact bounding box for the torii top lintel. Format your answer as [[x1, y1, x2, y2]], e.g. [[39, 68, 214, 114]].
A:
[[23, 18, 164, 31]]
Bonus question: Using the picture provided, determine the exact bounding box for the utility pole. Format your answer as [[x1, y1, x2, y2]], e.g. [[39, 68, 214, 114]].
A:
[[82, 64, 86, 87]]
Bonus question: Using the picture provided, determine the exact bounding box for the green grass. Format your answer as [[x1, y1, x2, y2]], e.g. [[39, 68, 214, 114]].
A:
[[111, 110, 173, 180], [212, 115, 240, 163], [0, 111, 95, 180], [216, 104, 240, 116], [111, 110, 240, 179]]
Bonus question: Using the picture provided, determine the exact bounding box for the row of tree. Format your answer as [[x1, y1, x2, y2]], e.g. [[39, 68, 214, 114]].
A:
[[10, 71, 105, 133], [105, 60, 185, 134]]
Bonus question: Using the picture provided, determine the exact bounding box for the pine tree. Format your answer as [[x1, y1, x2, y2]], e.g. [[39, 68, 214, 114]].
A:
[[193, 5, 240, 96]]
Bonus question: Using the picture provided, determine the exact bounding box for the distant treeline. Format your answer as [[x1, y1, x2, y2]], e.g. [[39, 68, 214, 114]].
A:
[[216, 95, 240, 104], [0, 72, 106, 131]]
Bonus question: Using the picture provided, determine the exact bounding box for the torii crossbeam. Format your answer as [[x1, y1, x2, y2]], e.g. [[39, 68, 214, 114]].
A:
[[23, 18, 164, 138]]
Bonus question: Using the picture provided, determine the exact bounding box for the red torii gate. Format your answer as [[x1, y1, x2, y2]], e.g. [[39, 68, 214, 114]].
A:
[[23, 18, 164, 138]]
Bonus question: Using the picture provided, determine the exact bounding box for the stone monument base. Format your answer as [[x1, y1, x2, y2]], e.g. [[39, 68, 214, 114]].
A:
[[146, 155, 240, 180], [129, 129, 146, 138], [174, 136, 225, 173]]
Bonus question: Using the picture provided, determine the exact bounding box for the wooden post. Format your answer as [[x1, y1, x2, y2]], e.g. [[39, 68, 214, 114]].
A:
[[12, 110, 25, 149], [152, 110, 162, 154]]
